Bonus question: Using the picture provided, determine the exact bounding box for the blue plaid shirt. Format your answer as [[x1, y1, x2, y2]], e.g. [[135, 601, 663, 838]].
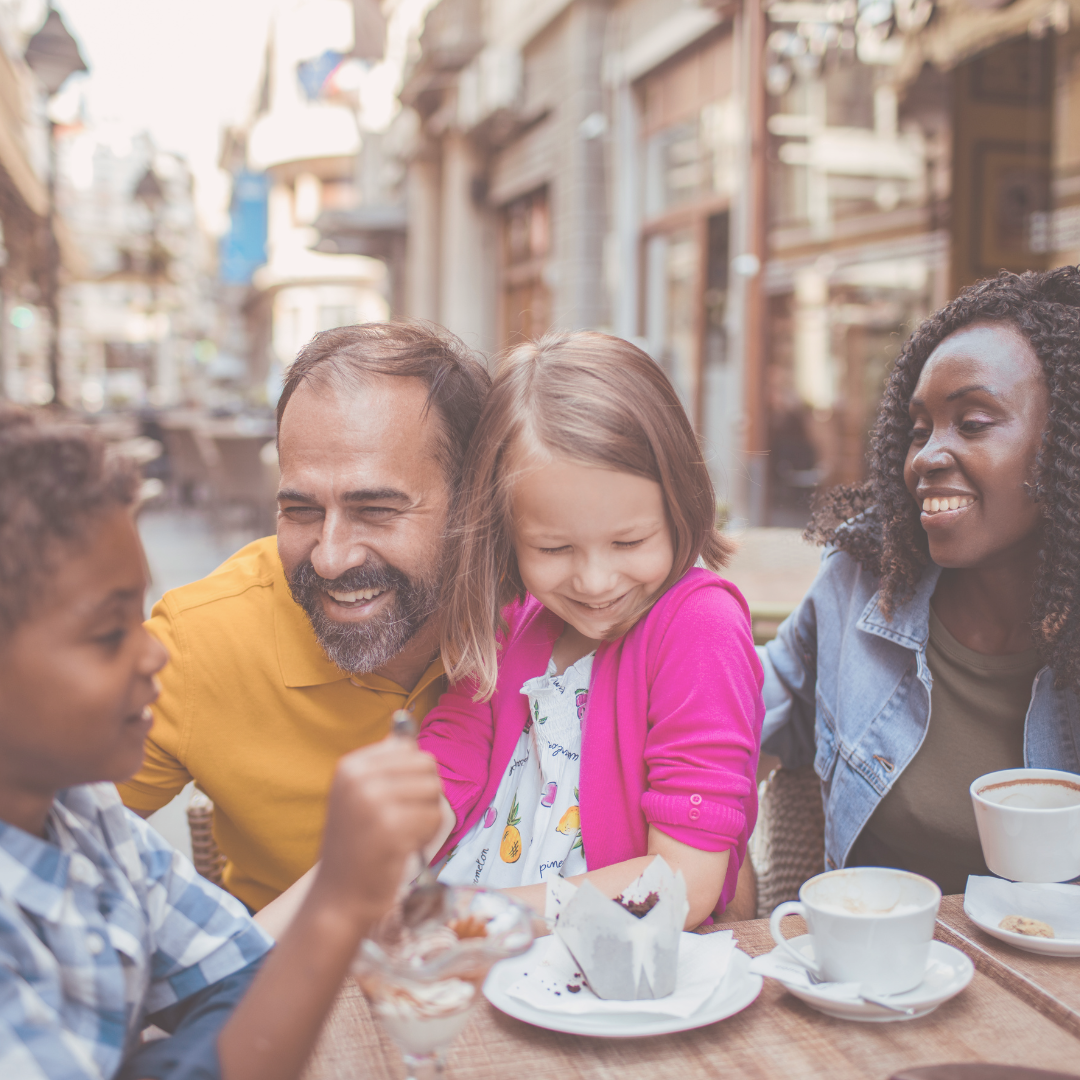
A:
[[0, 783, 273, 1080]]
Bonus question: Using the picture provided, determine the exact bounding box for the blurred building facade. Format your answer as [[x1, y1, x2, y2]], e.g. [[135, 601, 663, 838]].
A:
[[389, 0, 1080, 524], [222, 0, 395, 401], [56, 132, 217, 412], [0, 3, 220, 414], [761, 0, 1080, 524], [0, 0, 82, 406]]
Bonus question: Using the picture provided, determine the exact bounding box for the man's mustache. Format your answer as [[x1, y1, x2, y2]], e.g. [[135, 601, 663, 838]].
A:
[[285, 553, 441, 674], [289, 560, 410, 597]]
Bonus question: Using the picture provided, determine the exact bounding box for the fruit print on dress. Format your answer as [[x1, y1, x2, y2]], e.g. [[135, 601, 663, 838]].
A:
[[533, 699, 547, 726], [575, 688, 588, 721], [557, 785, 581, 836], [500, 795, 523, 862], [540, 781, 557, 807], [483, 805, 498, 828]]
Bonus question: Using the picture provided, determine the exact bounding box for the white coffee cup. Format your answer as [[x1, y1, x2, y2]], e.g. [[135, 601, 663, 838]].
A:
[[769, 867, 941, 995], [970, 767, 1080, 883]]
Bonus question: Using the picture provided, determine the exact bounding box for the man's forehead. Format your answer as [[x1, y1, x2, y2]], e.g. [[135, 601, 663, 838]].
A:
[[277, 376, 443, 481]]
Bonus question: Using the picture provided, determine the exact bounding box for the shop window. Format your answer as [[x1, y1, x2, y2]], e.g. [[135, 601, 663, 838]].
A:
[[501, 187, 551, 345], [644, 229, 698, 414], [764, 257, 937, 525], [704, 211, 729, 368], [638, 32, 735, 437], [769, 58, 946, 234], [763, 43, 954, 524], [643, 211, 731, 433], [644, 100, 739, 217], [950, 36, 1053, 292]]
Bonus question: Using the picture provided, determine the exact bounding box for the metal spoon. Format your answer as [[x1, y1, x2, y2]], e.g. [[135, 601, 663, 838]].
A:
[[805, 969, 918, 1016], [391, 710, 449, 929]]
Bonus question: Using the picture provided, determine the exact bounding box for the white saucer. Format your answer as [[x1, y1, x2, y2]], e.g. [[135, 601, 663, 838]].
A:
[[766, 936, 974, 1022], [483, 946, 762, 1037], [964, 909, 1080, 957], [963, 878, 1080, 957]]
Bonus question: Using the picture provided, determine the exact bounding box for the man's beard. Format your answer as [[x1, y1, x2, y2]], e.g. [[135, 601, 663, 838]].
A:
[[287, 558, 440, 674]]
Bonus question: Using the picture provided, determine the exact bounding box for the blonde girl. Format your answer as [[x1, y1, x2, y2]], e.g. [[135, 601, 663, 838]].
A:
[[418, 332, 763, 925]]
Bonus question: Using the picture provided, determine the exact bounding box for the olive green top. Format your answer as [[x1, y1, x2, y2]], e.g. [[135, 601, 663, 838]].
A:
[[847, 606, 1042, 895]]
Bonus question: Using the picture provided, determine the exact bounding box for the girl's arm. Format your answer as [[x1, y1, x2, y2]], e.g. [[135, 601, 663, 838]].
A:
[[417, 678, 497, 849], [637, 580, 762, 913], [503, 825, 729, 928]]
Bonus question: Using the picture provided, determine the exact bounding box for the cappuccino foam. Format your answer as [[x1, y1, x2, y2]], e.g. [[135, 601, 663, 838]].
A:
[[978, 778, 1080, 810], [812, 898, 927, 918]]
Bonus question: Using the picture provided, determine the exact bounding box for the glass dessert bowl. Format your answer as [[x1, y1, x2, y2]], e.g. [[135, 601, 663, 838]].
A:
[[352, 886, 534, 1079]]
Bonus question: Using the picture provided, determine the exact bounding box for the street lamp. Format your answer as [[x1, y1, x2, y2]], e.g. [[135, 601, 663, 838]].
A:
[[134, 165, 168, 402], [25, 7, 87, 406]]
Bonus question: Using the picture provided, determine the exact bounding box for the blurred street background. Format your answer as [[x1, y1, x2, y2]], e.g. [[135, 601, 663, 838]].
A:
[[1, 0, 1076, 665]]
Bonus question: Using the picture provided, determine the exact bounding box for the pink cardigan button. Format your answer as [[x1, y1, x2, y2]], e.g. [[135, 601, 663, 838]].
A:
[[688, 808, 701, 821], [690, 794, 702, 805]]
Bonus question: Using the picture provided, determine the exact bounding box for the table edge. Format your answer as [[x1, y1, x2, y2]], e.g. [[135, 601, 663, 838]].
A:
[[934, 917, 1080, 1039]]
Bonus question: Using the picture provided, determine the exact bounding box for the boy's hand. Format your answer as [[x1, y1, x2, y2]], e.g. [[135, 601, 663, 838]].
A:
[[220, 739, 442, 1080], [312, 737, 444, 922]]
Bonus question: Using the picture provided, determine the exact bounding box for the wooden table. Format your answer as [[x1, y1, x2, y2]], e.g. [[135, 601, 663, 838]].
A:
[[304, 897, 1080, 1080], [935, 894, 1080, 1040]]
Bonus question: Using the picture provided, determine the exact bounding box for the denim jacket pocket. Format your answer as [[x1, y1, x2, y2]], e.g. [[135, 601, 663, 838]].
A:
[[813, 690, 841, 784]]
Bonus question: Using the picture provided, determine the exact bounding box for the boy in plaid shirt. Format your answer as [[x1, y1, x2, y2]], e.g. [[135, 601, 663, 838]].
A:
[[0, 407, 444, 1079]]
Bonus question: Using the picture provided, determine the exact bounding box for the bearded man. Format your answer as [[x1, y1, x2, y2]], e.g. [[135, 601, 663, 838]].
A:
[[118, 323, 490, 911]]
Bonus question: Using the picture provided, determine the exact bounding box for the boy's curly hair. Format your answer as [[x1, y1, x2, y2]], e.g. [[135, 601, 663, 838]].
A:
[[805, 266, 1080, 689], [0, 407, 138, 634]]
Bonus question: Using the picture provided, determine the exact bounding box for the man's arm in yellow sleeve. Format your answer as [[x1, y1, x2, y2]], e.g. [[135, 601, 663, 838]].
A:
[[116, 594, 194, 815]]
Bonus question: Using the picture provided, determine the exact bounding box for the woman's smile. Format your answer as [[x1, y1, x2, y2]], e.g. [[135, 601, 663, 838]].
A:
[[921, 495, 975, 515], [918, 492, 977, 529]]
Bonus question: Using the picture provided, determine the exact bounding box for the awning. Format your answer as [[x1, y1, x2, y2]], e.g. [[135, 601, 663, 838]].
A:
[[899, 0, 1078, 80]]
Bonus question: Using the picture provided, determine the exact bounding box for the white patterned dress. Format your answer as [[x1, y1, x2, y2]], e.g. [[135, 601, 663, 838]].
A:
[[437, 652, 593, 887]]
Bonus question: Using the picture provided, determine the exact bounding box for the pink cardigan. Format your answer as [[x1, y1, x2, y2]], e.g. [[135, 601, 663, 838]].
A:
[[419, 568, 764, 912]]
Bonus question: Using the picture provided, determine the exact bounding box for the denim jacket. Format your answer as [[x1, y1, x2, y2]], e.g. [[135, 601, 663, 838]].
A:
[[760, 548, 1080, 873]]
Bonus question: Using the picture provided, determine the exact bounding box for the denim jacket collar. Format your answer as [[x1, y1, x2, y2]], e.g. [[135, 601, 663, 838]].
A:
[[856, 561, 942, 651]]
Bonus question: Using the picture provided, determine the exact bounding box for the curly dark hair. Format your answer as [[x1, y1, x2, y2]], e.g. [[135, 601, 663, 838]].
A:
[[0, 406, 138, 634], [806, 265, 1080, 689]]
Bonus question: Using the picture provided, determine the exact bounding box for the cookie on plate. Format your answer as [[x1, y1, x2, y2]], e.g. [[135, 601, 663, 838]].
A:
[[999, 915, 1055, 938]]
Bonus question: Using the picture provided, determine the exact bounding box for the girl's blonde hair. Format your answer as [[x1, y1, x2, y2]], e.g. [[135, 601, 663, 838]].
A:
[[441, 331, 735, 699]]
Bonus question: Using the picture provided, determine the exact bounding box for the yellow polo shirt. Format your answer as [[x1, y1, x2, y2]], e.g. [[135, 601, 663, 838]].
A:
[[117, 535, 445, 911]]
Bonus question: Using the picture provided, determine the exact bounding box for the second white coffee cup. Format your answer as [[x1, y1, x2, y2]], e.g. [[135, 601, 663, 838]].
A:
[[970, 767, 1080, 883], [769, 866, 942, 995]]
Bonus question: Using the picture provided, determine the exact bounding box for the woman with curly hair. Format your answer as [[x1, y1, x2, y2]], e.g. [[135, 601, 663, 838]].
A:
[[761, 265, 1080, 895]]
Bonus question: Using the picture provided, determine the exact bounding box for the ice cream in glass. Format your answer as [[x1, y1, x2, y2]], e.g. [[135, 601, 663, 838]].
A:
[[353, 886, 533, 1079]]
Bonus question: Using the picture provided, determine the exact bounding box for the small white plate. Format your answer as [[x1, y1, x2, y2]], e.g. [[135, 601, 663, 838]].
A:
[[483, 946, 762, 1037], [965, 910, 1080, 957], [767, 936, 974, 1023]]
